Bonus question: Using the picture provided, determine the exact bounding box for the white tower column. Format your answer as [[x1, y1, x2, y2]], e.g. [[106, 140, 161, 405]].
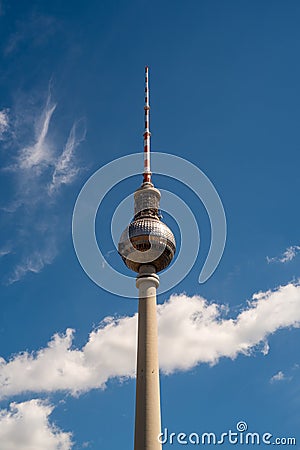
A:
[[134, 264, 162, 450]]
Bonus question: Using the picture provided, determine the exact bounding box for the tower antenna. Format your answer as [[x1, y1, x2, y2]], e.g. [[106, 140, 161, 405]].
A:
[[143, 66, 151, 183]]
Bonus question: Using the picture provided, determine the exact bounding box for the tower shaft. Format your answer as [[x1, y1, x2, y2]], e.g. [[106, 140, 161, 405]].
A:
[[134, 265, 162, 450]]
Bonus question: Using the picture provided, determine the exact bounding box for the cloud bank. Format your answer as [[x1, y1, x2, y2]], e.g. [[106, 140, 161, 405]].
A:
[[0, 282, 299, 398], [0, 400, 72, 450]]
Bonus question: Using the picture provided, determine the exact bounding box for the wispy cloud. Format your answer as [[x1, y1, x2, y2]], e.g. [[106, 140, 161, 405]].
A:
[[7, 246, 57, 285], [0, 281, 299, 397], [0, 108, 9, 139], [270, 363, 299, 383], [270, 371, 285, 382], [5, 91, 85, 199], [270, 371, 290, 383], [4, 13, 59, 56], [0, 400, 73, 450], [267, 245, 300, 264], [48, 119, 86, 194], [17, 99, 56, 171], [1, 88, 86, 283], [0, 247, 11, 257]]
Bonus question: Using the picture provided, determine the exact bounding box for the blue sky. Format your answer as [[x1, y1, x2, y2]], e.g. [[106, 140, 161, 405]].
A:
[[0, 0, 300, 448]]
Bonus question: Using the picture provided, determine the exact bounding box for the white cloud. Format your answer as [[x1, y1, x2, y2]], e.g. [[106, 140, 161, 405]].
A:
[[159, 282, 300, 372], [0, 282, 299, 397], [0, 109, 9, 139], [0, 399, 73, 450], [0, 317, 136, 397], [270, 371, 288, 383], [267, 245, 300, 263]]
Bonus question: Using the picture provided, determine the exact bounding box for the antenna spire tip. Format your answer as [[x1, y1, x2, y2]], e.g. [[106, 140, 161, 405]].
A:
[[143, 67, 151, 183]]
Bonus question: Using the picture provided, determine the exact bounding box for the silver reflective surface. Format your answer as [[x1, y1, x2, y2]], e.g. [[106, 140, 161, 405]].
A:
[[118, 217, 176, 273]]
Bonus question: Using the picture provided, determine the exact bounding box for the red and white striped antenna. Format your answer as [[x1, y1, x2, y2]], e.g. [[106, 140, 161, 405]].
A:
[[143, 66, 152, 183]]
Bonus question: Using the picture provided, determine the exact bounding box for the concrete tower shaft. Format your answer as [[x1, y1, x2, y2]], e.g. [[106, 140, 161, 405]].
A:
[[135, 265, 161, 450]]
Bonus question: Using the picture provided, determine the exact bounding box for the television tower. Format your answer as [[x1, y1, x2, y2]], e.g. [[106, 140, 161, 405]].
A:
[[118, 67, 176, 450]]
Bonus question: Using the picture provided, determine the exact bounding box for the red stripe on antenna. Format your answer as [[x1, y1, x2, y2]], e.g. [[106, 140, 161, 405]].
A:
[[143, 66, 151, 183]]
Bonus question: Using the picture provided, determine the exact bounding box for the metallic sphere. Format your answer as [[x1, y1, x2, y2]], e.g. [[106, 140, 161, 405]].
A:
[[118, 216, 176, 273]]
